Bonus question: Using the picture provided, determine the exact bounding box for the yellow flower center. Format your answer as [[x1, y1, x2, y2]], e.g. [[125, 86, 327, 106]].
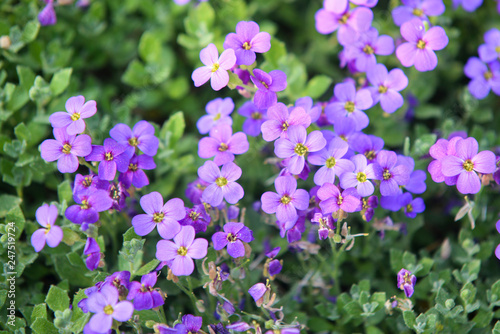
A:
[[383, 169, 392, 180], [344, 101, 355, 113], [45, 223, 51, 234], [62, 143, 72, 154], [412, 8, 424, 17], [282, 121, 289, 131], [153, 212, 165, 223], [363, 45, 374, 55], [484, 71, 493, 80], [417, 39, 426, 49], [177, 246, 188, 256], [356, 172, 367, 183], [242, 41, 251, 50], [261, 81, 269, 89], [218, 143, 228, 152], [211, 63, 220, 73], [339, 135, 347, 142], [81, 200, 89, 210], [110, 184, 120, 200], [339, 13, 350, 24], [462, 159, 474, 172], [128, 137, 139, 147], [226, 232, 238, 243], [378, 85, 388, 94], [294, 143, 308, 156], [128, 163, 138, 172], [213, 113, 221, 121], [326, 157, 336, 168], [189, 211, 200, 221], [105, 152, 113, 161], [83, 176, 92, 187], [406, 204, 413, 212], [280, 195, 291, 205], [215, 177, 228, 187], [71, 113, 80, 121], [365, 150, 376, 160], [337, 194, 343, 205], [103, 305, 114, 315], [251, 112, 262, 120]]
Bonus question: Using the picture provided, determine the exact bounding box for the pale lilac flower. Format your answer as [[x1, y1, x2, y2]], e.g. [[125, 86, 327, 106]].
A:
[[238, 101, 267, 137], [40, 128, 92, 173], [333, 117, 360, 150], [396, 155, 427, 194], [251, 69, 287, 109], [478, 29, 500, 63], [197, 161, 244, 206], [274, 125, 326, 175], [223, 21, 271, 65], [452, 0, 482, 12], [131, 192, 185, 239], [49, 95, 97, 135], [127, 272, 164, 311], [392, 0, 445, 26], [427, 137, 462, 185], [156, 225, 208, 276], [343, 28, 395, 72], [185, 178, 210, 205], [197, 97, 234, 134], [397, 268, 416, 297], [85, 138, 131, 181], [308, 137, 355, 186], [212, 222, 254, 258], [317, 183, 361, 214], [198, 124, 249, 166], [192, 44, 236, 91], [375, 150, 411, 196], [396, 18, 449, 72], [84, 237, 101, 271], [261, 103, 311, 142], [340, 154, 381, 197], [294, 96, 322, 123], [31, 204, 63, 252], [366, 64, 408, 113], [109, 121, 159, 157], [464, 58, 500, 99]]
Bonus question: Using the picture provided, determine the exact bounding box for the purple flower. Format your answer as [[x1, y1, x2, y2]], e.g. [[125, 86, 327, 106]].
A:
[[308, 137, 355, 186], [197, 161, 244, 207], [392, 0, 445, 26], [223, 21, 271, 65], [102, 271, 131, 293], [31, 204, 63, 252], [192, 44, 236, 91], [117, 154, 156, 189], [131, 192, 185, 239], [452, 0, 483, 12], [251, 69, 287, 109], [441, 137, 496, 194], [156, 225, 208, 276], [65, 190, 113, 225], [339, 154, 380, 197], [84, 237, 101, 271], [397, 268, 416, 298], [227, 322, 252, 332], [40, 128, 92, 173], [396, 18, 448, 72], [396, 155, 427, 194], [109, 121, 159, 157], [86, 138, 131, 181], [49, 96, 97, 135], [464, 58, 500, 99], [73, 174, 108, 197], [212, 222, 254, 258], [248, 283, 269, 306], [400, 193, 425, 218], [180, 204, 211, 233], [366, 64, 408, 113], [198, 124, 249, 165], [333, 117, 360, 149], [427, 137, 462, 185], [274, 125, 327, 175], [86, 285, 134, 333], [238, 101, 267, 137], [343, 28, 395, 72], [478, 29, 500, 63], [38, 0, 56, 26], [375, 150, 410, 196], [108, 181, 129, 212], [268, 259, 282, 276], [325, 82, 373, 131], [261, 176, 309, 228], [169, 314, 203, 334], [317, 183, 361, 214], [261, 103, 311, 142], [294, 96, 322, 123], [185, 178, 210, 205], [361, 196, 378, 222], [350, 133, 384, 163], [197, 97, 234, 134], [127, 272, 164, 311]]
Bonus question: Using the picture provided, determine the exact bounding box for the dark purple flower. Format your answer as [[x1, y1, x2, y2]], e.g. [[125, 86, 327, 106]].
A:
[[186, 178, 210, 205], [31, 204, 63, 252], [65, 190, 113, 225], [117, 154, 156, 189], [227, 322, 252, 332], [380, 194, 404, 212], [170, 314, 203, 334], [343, 28, 395, 72], [86, 138, 131, 181], [375, 150, 410, 196], [38, 0, 56, 26], [40, 128, 92, 173], [397, 268, 416, 297], [180, 204, 211, 233], [268, 259, 282, 276], [317, 183, 361, 214], [441, 137, 496, 194], [223, 21, 271, 65], [192, 44, 236, 91], [73, 174, 108, 197], [198, 124, 249, 165], [261, 103, 311, 142], [366, 64, 408, 113], [361, 196, 378, 222], [396, 18, 448, 72], [392, 0, 445, 26], [237, 101, 267, 137], [84, 237, 101, 271], [340, 154, 381, 197], [109, 121, 159, 157], [107, 181, 129, 211], [212, 222, 254, 258], [197, 161, 244, 206], [127, 272, 164, 311], [86, 285, 134, 333], [478, 28, 500, 63], [325, 82, 373, 131], [131, 192, 185, 239], [400, 193, 425, 218], [156, 225, 208, 276], [197, 97, 234, 134], [251, 69, 287, 109], [49, 96, 97, 135], [261, 176, 309, 228], [464, 58, 500, 99]]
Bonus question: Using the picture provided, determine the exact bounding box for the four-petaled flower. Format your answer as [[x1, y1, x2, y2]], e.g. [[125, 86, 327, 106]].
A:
[[250, 69, 287, 109], [223, 21, 271, 65], [31, 204, 63, 252], [127, 272, 164, 311], [197, 161, 244, 207], [86, 138, 131, 181], [192, 43, 236, 91], [397, 268, 416, 298], [198, 124, 249, 166], [109, 121, 159, 157], [49, 95, 97, 135], [212, 222, 254, 258]]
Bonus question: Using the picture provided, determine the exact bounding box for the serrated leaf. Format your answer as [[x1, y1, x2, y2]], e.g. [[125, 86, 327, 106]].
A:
[[45, 285, 70, 312], [49, 68, 72, 96]]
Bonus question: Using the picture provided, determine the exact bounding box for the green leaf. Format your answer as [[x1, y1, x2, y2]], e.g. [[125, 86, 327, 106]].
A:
[[139, 31, 162, 63], [16, 66, 35, 91], [14, 123, 31, 143], [344, 301, 362, 317], [415, 257, 434, 276], [29, 76, 52, 105], [31, 304, 48, 321], [390, 248, 404, 273], [163, 111, 185, 148], [6, 205, 25, 239], [414, 104, 442, 119], [403, 310, 416, 329], [45, 285, 70, 312], [6, 85, 29, 112], [123, 227, 140, 242], [57, 180, 73, 204], [0, 195, 21, 218], [61, 227, 81, 246], [412, 133, 437, 157], [49, 68, 72, 96], [460, 259, 481, 282], [21, 20, 40, 43], [473, 309, 493, 328], [122, 60, 149, 87], [264, 38, 286, 68], [133, 259, 160, 278], [302, 75, 332, 99], [31, 318, 58, 334]]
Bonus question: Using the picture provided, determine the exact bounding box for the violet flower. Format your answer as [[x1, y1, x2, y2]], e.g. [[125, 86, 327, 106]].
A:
[[197, 161, 244, 207], [65, 190, 113, 225], [349, 133, 384, 163], [223, 21, 271, 65], [366, 64, 408, 114], [212, 222, 254, 258], [198, 124, 249, 166], [73, 174, 108, 197], [396, 18, 449, 72], [40, 128, 92, 173], [109, 121, 159, 157], [117, 154, 156, 189], [250, 69, 287, 109], [339, 154, 381, 197], [396, 155, 427, 194], [452, 0, 482, 12], [274, 125, 326, 175], [375, 150, 410, 196], [392, 0, 445, 26], [185, 178, 210, 205], [427, 137, 462, 185], [156, 225, 208, 276], [180, 204, 211, 233], [127, 272, 164, 311], [131, 192, 185, 239], [192, 44, 236, 91], [261, 102, 311, 142], [478, 28, 500, 63], [400, 193, 425, 218], [38, 0, 56, 26], [197, 97, 234, 134], [464, 58, 500, 100], [84, 237, 101, 271], [31, 204, 63, 252], [317, 183, 361, 214], [238, 101, 267, 137], [248, 283, 269, 306], [397, 268, 416, 298], [49, 95, 97, 135], [294, 96, 322, 123], [85, 138, 131, 181]]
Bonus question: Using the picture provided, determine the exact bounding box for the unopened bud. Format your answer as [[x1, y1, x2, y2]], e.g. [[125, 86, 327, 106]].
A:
[[0, 36, 11, 49]]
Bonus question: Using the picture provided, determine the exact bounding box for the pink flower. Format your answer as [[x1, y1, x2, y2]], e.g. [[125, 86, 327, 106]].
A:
[[192, 44, 236, 91]]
